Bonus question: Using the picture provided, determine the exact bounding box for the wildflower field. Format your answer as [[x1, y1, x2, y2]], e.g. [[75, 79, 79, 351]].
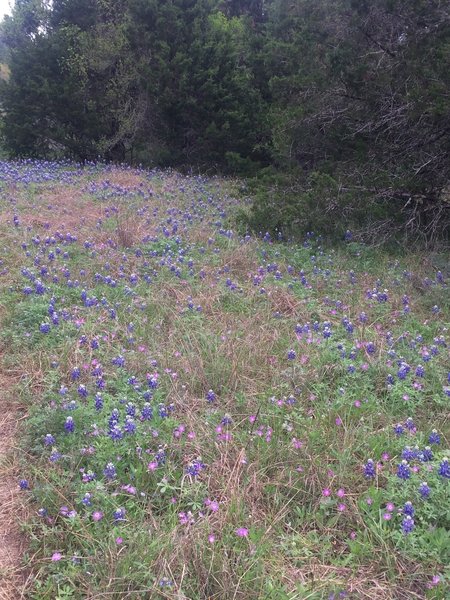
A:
[[0, 161, 448, 599]]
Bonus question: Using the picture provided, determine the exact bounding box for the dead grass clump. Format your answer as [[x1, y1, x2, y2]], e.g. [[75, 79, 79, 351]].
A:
[[267, 286, 302, 317], [92, 168, 147, 189], [218, 242, 258, 279]]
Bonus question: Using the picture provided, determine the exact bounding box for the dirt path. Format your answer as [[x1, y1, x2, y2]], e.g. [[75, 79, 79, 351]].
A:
[[0, 352, 26, 600]]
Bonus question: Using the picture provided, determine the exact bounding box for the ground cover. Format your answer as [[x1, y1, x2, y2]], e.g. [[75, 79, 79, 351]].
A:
[[0, 160, 448, 599]]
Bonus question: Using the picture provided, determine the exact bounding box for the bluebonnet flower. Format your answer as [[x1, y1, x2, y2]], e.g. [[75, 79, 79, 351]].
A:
[[19, 479, 29, 490], [124, 417, 136, 434], [82, 493, 92, 506], [44, 433, 55, 446], [404, 417, 415, 432], [186, 459, 206, 477], [401, 447, 416, 461], [141, 403, 153, 420], [64, 417, 75, 433], [421, 447, 433, 462], [40, 323, 51, 334], [112, 355, 125, 367], [147, 375, 158, 389], [82, 470, 96, 483], [125, 402, 136, 417], [103, 463, 116, 479], [323, 327, 332, 339], [403, 501, 414, 517], [287, 349, 296, 360], [155, 447, 166, 466], [397, 461, 411, 480], [394, 423, 404, 436], [401, 515, 415, 535], [71, 367, 81, 381], [158, 403, 170, 418], [415, 365, 425, 378], [113, 507, 126, 522], [94, 393, 103, 411], [363, 459, 376, 478], [419, 482, 431, 499], [438, 458, 450, 478], [49, 449, 62, 462], [108, 408, 120, 429], [78, 384, 88, 398], [397, 362, 410, 380], [221, 414, 232, 425], [428, 429, 441, 445], [109, 425, 123, 441], [206, 389, 216, 403]]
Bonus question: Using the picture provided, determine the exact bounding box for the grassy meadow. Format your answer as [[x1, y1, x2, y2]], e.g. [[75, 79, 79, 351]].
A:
[[0, 160, 448, 599]]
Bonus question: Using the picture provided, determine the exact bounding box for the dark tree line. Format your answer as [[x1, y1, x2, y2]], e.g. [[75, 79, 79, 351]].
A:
[[1, 0, 449, 242]]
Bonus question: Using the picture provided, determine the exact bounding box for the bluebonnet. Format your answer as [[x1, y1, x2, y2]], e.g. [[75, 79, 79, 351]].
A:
[[103, 463, 116, 479], [428, 429, 440, 445], [206, 389, 216, 403], [401, 515, 415, 535], [109, 425, 123, 441], [401, 447, 416, 461], [82, 492, 92, 506], [363, 459, 376, 478], [394, 423, 404, 436], [126, 402, 136, 417], [94, 393, 103, 411], [420, 447, 433, 462], [415, 365, 425, 377], [44, 433, 55, 446], [141, 403, 153, 420], [112, 355, 125, 367], [438, 458, 450, 478], [124, 417, 136, 434], [155, 447, 166, 466], [186, 459, 206, 477], [419, 482, 431, 499], [49, 449, 62, 462], [404, 417, 415, 431], [113, 507, 126, 522], [397, 461, 411, 480], [71, 367, 81, 381], [64, 417, 75, 433], [403, 501, 414, 517]]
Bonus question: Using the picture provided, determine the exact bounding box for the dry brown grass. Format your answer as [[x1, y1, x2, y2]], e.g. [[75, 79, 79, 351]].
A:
[[0, 354, 28, 600], [91, 168, 148, 189]]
